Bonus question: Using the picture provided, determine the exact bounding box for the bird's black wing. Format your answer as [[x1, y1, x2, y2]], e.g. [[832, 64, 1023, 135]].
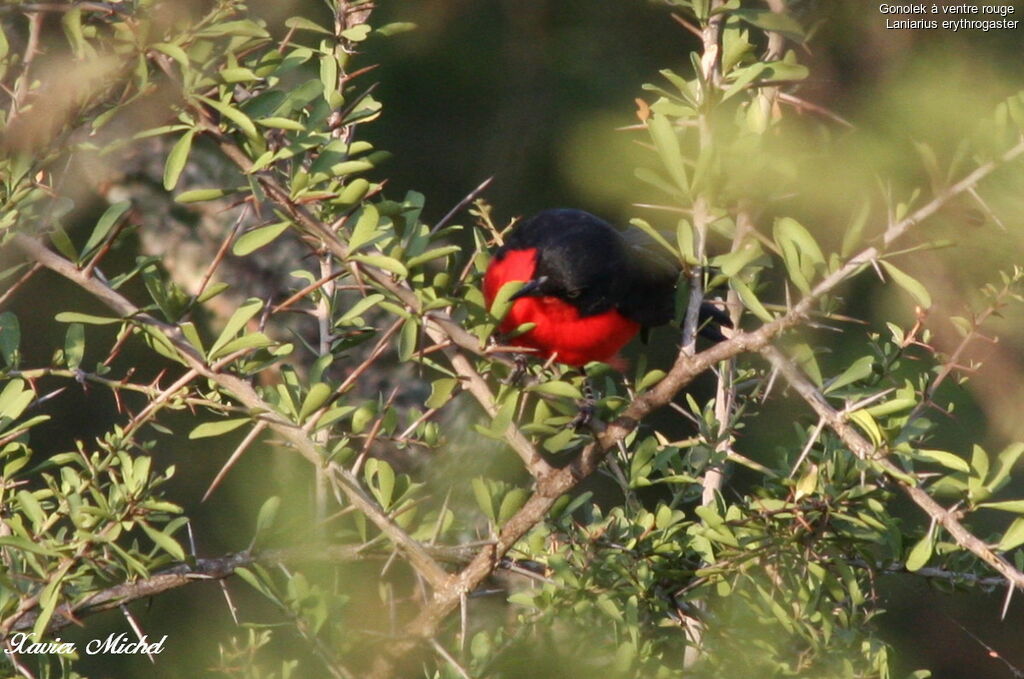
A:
[[619, 226, 733, 341], [617, 226, 681, 328]]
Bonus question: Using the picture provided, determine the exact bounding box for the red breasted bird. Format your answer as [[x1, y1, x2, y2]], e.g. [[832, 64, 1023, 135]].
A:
[[483, 208, 728, 367]]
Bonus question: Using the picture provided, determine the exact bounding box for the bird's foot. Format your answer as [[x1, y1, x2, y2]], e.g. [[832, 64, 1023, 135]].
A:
[[503, 354, 530, 386], [568, 399, 596, 430], [567, 371, 596, 430]]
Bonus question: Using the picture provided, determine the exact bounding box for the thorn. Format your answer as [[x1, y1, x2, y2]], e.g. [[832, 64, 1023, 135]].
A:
[[119, 604, 156, 664]]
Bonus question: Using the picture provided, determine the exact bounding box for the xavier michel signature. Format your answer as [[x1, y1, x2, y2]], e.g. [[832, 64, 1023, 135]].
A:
[[4, 632, 168, 656]]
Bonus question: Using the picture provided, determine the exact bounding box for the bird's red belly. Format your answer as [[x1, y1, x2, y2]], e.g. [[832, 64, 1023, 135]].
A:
[[500, 297, 639, 366], [484, 249, 640, 366]]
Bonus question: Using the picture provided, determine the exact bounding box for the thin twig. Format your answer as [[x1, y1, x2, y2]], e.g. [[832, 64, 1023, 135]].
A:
[[430, 176, 494, 235]]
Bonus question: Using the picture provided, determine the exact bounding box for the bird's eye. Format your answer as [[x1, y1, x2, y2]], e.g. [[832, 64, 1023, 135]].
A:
[[566, 289, 582, 299]]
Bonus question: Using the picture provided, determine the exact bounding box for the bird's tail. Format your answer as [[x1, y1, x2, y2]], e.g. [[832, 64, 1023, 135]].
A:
[[696, 301, 733, 342]]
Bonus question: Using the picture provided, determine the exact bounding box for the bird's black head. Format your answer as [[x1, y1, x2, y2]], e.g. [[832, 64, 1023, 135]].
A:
[[503, 209, 630, 317]]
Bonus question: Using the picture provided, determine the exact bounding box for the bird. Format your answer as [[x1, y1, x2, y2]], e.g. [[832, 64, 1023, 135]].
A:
[[483, 208, 728, 368]]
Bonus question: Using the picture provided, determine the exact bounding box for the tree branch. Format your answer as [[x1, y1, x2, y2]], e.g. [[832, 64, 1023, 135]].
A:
[[367, 130, 1024, 676], [10, 233, 452, 597], [10, 543, 488, 634], [761, 345, 1024, 591]]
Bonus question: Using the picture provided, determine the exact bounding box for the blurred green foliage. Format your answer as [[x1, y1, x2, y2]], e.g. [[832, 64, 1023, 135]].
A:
[[1, 1, 1024, 678]]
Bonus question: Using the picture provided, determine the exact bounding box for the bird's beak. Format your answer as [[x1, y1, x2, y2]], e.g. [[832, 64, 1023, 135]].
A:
[[509, 276, 549, 301]]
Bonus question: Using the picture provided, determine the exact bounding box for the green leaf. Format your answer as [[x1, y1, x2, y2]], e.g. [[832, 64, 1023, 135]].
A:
[[998, 517, 1024, 551], [425, 379, 458, 409], [349, 205, 381, 252], [970, 445, 990, 480], [151, 42, 190, 67], [794, 463, 818, 499], [351, 402, 377, 434], [197, 95, 258, 139], [61, 7, 86, 56], [376, 22, 417, 37], [472, 478, 495, 523], [647, 114, 689, 195], [397, 318, 418, 362], [712, 241, 763, 277], [849, 409, 883, 448], [55, 311, 119, 325], [731, 9, 805, 41], [219, 67, 259, 83], [141, 521, 186, 561], [350, 254, 408, 278], [209, 298, 264, 358], [842, 201, 872, 258], [33, 579, 62, 641], [197, 282, 231, 304], [365, 459, 396, 509], [234, 221, 291, 256], [730, 277, 772, 322], [209, 332, 276, 358], [0, 379, 33, 421], [341, 25, 371, 42], [761, 60, 809, 83], [337, 294, 385, 325], [254, 496, 281, 536], [627, 218, 678, 259], [64, 323, 85, 370], [299, 383, 333, 422], [175, 188, 234, 203], [17, 490, 45, 530], [987, 443, 1024, 494], [0, 535, 59, 557], [773, 217, 824, 295], [880, 261, 932, 309], [542, 428, 576, 453], [905, 533, 932, 571], [486, 394, 518, 439], [791, 342, 823, 388], [527, 381, 583, 400], [284, 16, 331, 34], [179, 321, 205, 356], [338, 178, 371, 206], [497, 488, 529, 526], [977, 500, 1024, 514], [0, 312, 21, 367], [235, 566, 282, 604], [319, 54, 338, 101], [163, 130, 195, 190], [596, 594, 624, 622], [635, 167, 682, 199], [488, 279, 525, 322], [140, 325, 183, 363], [722, 62, 767, 101], [823, 356, 875, 394], [637, 369, 666, 392], [49, 226, 78, 261], [189, 418, 251, 439], [912, 449, 970, 473], [676, 219, 695, 263], [82, 201, 131, 259], [406, 246, 462, 269], [255, 117, 305, 131], [864, 397, 916, 418]]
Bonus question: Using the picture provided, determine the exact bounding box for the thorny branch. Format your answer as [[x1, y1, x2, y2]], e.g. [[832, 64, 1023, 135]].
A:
[[10, 234, 452, 597], [4, 2, 1024, 675], [10, 124, 1024, 674], [760, 345, 1024, 591]]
